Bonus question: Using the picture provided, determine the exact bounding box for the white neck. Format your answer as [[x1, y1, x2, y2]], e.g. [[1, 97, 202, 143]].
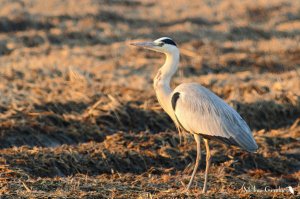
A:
[[153, 50, 180, 119]]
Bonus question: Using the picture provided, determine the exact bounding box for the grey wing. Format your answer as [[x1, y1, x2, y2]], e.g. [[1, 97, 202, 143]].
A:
[[172, 83, 258, 152]]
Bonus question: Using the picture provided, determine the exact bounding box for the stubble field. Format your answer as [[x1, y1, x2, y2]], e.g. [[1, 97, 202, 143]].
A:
[[0, 0, 299, 198]]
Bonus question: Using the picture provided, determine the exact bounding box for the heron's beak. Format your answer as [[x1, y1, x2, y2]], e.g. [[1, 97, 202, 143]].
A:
[[130, 41, 157, 49]]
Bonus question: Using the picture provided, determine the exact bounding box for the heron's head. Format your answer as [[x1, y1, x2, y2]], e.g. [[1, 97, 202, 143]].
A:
[[131, 37, 178, 54]]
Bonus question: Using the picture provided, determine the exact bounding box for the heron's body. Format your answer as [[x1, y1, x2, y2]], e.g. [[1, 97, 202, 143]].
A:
[[172, 83, 257, 152], [131, 37, 258, 193]]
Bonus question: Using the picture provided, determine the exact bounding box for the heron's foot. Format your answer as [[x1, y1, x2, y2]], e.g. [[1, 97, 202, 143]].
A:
[[185, 180, 194, 192], [185, 186, 208, 194], [202, 186, 207, 194]]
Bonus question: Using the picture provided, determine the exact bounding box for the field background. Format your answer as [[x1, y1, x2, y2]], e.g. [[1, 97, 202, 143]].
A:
[[0, 0, 299, 198]]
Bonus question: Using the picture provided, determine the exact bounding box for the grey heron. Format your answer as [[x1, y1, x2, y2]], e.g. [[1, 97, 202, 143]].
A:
[[131, 37, 258, 193]]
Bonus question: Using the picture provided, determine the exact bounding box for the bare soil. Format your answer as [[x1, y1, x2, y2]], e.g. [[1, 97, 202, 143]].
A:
[[0, 0, 299, 198]]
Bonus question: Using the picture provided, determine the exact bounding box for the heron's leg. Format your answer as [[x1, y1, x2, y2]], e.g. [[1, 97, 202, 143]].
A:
[[186, 134, 201, 190], [202, 138, 211, 193]]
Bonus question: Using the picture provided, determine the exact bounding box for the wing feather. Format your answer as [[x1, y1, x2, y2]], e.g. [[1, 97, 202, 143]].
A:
[[172, 83, 258, 152]]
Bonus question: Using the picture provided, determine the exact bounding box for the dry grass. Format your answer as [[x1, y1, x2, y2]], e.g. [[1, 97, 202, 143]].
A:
[[0, 0, 299, 198]]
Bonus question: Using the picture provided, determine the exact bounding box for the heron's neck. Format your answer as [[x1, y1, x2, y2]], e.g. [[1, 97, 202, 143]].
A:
[[153, 50, 179, 116]]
